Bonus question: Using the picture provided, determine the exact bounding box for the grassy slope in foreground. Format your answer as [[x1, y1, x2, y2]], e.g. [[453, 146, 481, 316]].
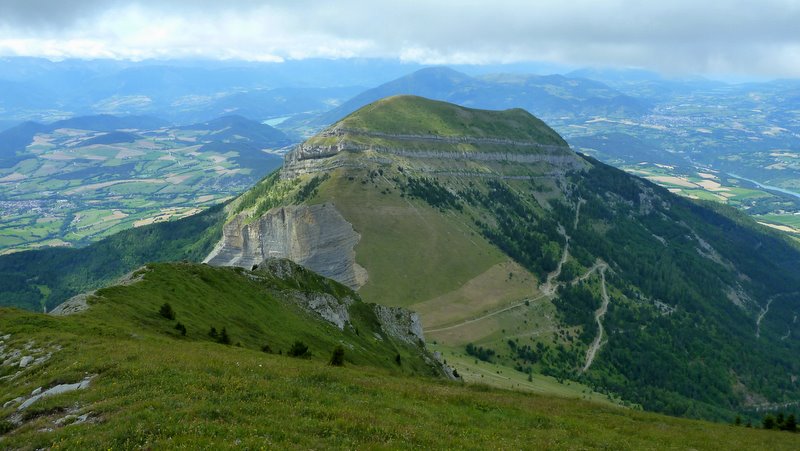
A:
[[0, 266, 796, 449]]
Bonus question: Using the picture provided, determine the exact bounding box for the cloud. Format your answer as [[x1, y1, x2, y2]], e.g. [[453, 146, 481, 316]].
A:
[[0, 0, 799, 77]]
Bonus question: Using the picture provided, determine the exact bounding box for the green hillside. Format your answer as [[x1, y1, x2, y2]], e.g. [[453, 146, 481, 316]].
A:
[[223, 96, 800, 423], [335, 95, 566, 143], [0, 204, 226, 312], [301, 95, 570, 156], [4, 94, 800, 431], [1, 261, 796, 449]]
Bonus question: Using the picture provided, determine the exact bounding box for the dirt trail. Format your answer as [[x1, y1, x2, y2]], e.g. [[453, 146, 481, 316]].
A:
[[756, 297, 774, 338], [425, 293, 549, 333], [540, 225, 570, 296], [427, 201, 583, 334], [582, 264, 610, 373], [572, 260, 605, 285], [573, 198, 584, 231]]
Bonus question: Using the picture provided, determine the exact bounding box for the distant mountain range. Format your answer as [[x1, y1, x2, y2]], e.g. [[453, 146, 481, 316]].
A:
[[302, 67, 649, 128]]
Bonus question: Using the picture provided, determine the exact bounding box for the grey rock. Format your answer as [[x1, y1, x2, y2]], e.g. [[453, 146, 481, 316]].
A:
[[292, 292, 354, 330], [373, 305, 425, 346], [205, 203, 368, 290], [18, 376, 94, 410], [3, 396, 24, 408], [19, 355, 33, 368], [49, 293, 92, 316], [281, 128, 587, 179]]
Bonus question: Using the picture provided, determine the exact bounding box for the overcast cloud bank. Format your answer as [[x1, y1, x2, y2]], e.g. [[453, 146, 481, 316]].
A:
[[0, 0, 798, 77]]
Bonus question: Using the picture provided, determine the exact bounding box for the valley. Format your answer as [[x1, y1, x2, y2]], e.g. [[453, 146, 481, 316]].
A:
[[0, 116, 290, 254]]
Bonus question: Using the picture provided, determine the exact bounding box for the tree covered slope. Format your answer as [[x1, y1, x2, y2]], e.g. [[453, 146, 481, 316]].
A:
[[215, 95, 800, 422]]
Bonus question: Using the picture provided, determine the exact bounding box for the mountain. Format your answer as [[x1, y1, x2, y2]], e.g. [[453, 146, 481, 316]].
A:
[[0, 115, 167, 162], [181, 115, 293, 169], [207, 95, 800, 422], [0, 57, 424, 124], [2, 260, 794, 448], [53, 114, 170, 132], [306, 67, 649, 129], [181, 115, 292, 148], [73, 131, 140, 147], [3, 95, 800, 426], [0, 121, 49, 167]]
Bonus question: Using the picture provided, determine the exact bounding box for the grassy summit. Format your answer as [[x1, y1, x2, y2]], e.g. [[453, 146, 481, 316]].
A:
[[300, 95, 571, 155], [336, 95, 567, 143]]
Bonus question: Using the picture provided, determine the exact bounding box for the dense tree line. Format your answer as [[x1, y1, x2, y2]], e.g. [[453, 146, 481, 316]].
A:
[[400, 176, 462, 211], [465, 343, 496, 362]]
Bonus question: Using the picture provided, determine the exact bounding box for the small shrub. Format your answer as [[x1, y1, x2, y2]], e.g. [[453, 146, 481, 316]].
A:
[[0, 420, 14, 435], [395, 353, 402, 365], [261, 344, 273, 354], [218, 327, 231, 345], [288, 341, 310, 358], [159, 303, 176, 320], [784, 414, 797, 432], [209, 326, 218, 339], [175, 322, 187, 336], [329, 345, 345, 366]]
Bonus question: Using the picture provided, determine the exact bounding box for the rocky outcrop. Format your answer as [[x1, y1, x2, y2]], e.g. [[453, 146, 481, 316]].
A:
[[205, 203, 368, 290], [281, 132, 587, 179], [292, 292, 355, 331], [373, 305, 425, 346], [49, 293, 92, 316]]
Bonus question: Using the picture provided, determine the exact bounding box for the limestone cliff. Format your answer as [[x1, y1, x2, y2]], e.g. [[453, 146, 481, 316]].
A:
[[205, 203, 368, 290]]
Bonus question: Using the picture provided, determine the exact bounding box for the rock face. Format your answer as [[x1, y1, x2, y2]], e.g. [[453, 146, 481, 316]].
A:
[[292, 292, 355, 331], [205, 203, 368, 290], [373, 305, 426, 346], [281, 128, 587, 179], [49, 293, 91, 316]]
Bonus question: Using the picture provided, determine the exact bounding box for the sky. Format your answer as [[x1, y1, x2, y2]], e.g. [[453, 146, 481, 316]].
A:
[[0, 0, 799, 78]]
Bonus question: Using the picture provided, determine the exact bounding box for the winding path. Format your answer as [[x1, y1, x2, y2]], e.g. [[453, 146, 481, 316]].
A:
[[756, 297, 774, 338], [425, 293, 549, 333], [427, 201, 601, 337], [582, 264, 610, 373]]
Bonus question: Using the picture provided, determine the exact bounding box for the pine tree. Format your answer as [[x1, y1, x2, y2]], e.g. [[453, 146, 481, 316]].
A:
[[159, 303, 176, 320], [783, 414, 796, 432], [288, 341, 310, 357], [219, 327, 231, 345], [763, 414, 776, 430], [329, 345, 345, 366]]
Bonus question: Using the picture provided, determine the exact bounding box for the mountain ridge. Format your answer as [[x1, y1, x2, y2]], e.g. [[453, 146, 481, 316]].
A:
[[207, 95, 800, 422], [2, 95, 800, 425]]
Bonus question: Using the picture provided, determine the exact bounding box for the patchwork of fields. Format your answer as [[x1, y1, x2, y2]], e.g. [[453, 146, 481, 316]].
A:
[[0, 124, 286, 253]]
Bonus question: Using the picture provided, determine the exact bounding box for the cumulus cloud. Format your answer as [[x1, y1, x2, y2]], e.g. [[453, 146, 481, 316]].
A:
[[0, 0, 798, 77]]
